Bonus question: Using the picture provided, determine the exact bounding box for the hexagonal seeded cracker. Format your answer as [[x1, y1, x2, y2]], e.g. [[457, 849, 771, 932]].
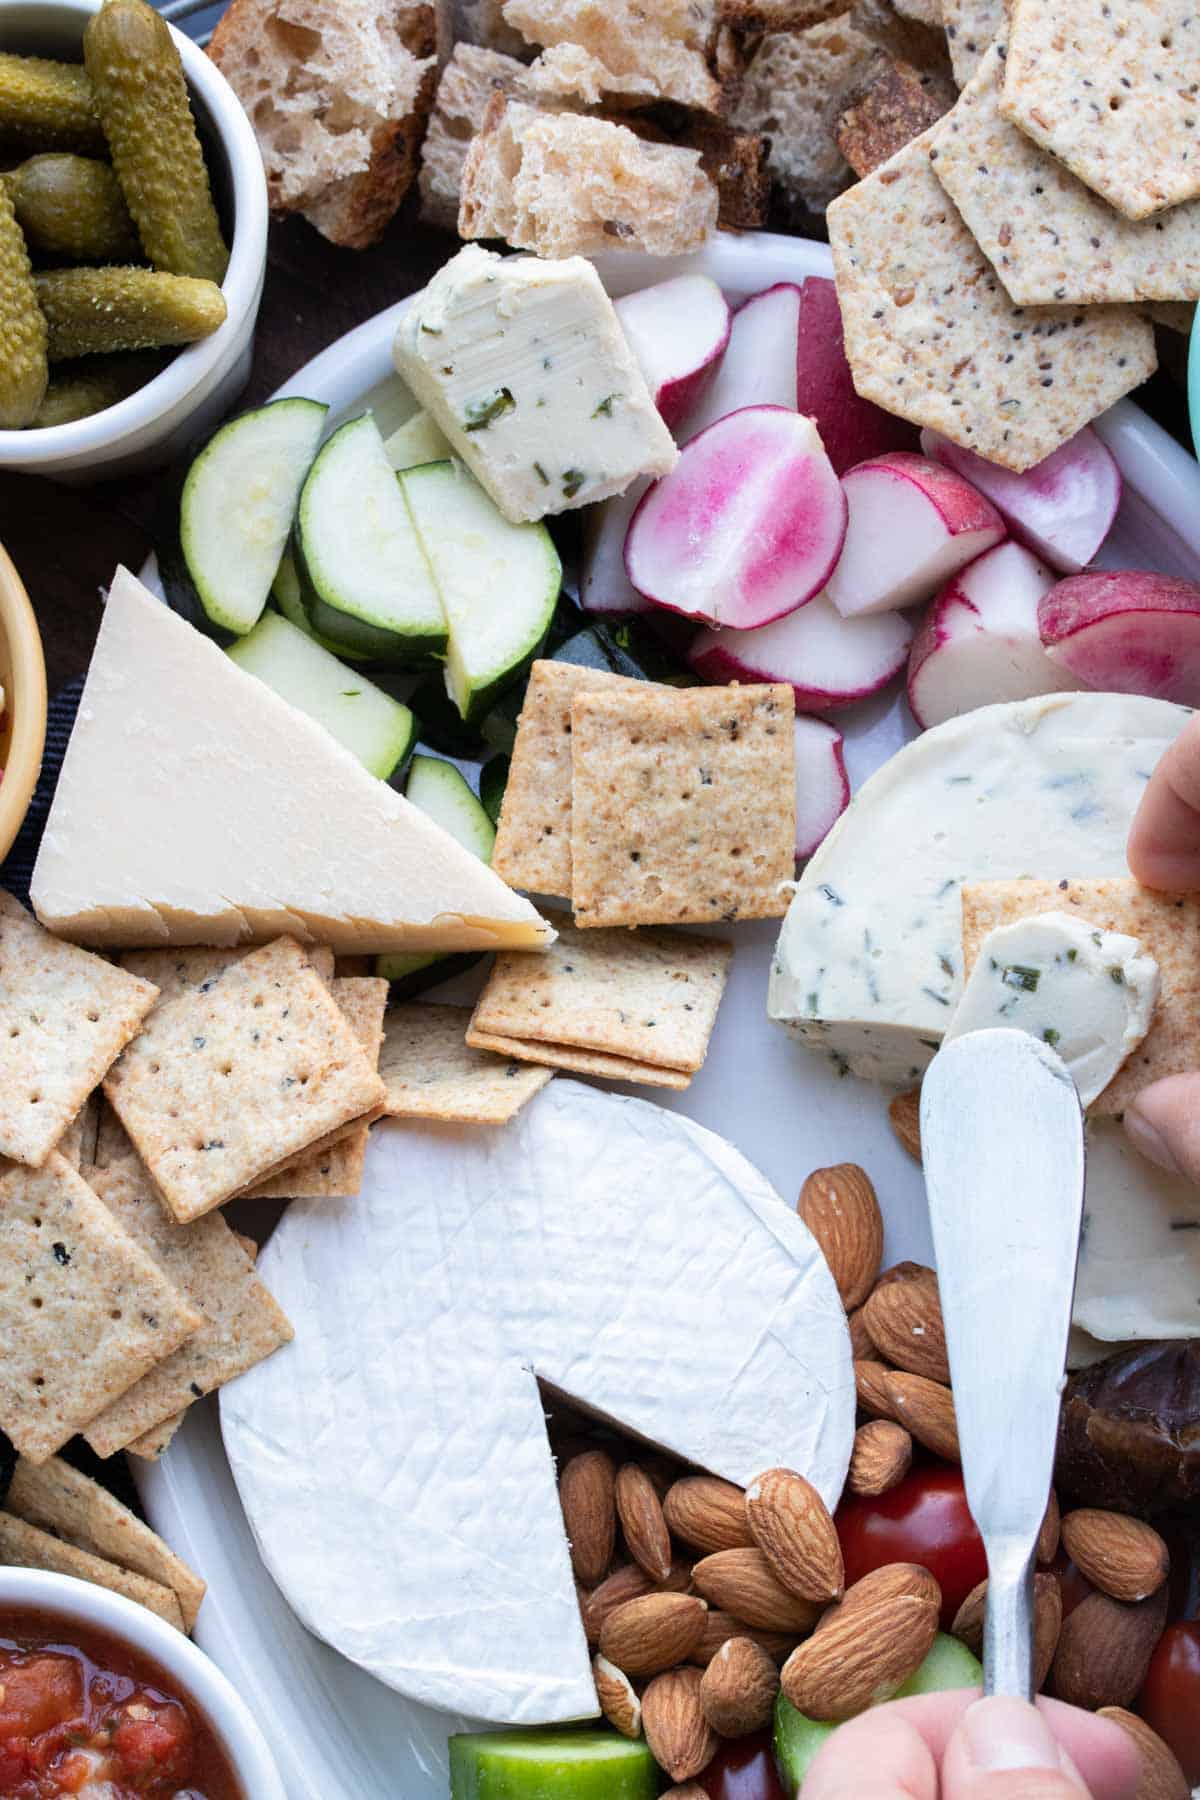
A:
[[0, 1514, 184, 1629], [1000, 0, 1200, 221], [943, 0, 1008, 86], [826, 130, 1156, 470], [378, 1003, 554, 1124], [570, 684, 796, 929]]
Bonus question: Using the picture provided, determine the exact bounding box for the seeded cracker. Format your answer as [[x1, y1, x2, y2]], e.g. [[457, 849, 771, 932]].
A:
[[378, 1003, 554, 1124], [465, 1027, 694, 1089], [126, 1410, 186, 1461], [0, 890, 158, 1168], [0, 1153, 202, 1463], [570, 684, 796, 929], [930, 46, 1200, 305], [1000, 0, 1200, 221], [826, 130, 1156, 470], [121, 943, 335, 1002], [0, 1513, 184, 1630], [943, 0, 1008, 85], [103, 937, 386, 1223]]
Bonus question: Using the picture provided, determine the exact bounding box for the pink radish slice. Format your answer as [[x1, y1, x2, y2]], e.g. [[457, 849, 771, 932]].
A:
[[689, 591, 911, 712], [615, 275, 732, 432], [907, 541, 1067, 730], [795, 716, 850, 860], [580, 480, 652, 616], [827, 452, 1005, 619], [796, 277, 917, 474], [685, 283, 802, 438], [1038, 570, 1200, 705], [920, 427, 1120, 575], [625, 406, 847, 629]]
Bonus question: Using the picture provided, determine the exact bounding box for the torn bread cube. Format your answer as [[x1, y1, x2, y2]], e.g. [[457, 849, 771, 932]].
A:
[[419, 42, 534, 229], [732, 18, 883, 213], [836, 53, 955, 177], [501, 0, 729, 113]]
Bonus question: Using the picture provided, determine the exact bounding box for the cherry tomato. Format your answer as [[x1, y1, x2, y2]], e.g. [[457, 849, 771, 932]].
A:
[[836, 1465, 986, 1627], [700, 1729, 788, 1800], [1139, 1621, 1200, 1784]]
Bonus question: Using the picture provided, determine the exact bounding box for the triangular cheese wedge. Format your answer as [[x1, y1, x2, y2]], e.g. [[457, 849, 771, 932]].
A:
[[32, 569, 552, 955]]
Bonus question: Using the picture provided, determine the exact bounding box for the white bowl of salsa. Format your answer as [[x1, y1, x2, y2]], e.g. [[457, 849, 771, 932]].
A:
[[0, 1567, 286, 1800]]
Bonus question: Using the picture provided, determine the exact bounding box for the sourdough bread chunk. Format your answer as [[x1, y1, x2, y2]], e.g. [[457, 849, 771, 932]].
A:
[[836, 53, 955, 175], [394, 245, 677, 523], [733, 19, 882, 212], [419, 42, 533, 229], [456, 0, 531, 59], [501, 0, 725, 113]]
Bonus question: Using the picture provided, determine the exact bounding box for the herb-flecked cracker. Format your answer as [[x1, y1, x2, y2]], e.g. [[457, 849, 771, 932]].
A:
[[103, 937, 386, 1222], [0, 1512, 184, 1629], [1000, 0, 1200, 221], [125, 1410, 186, 1461], [378, 1003, 554, 1124], [930, 47, 1200, 304], [943, 0, 1008, 85], [826, 130, 1157, 470], [121, 943, 335, 1002], [0, 1153, 202, 1463], [0, 891, 159, 1169], [570, 684, 796, 928], [465, 1027, 694, 1090]]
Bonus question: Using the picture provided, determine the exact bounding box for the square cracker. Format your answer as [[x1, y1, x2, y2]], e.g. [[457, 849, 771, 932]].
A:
[[491, 661, 645, 899], [0, 1513, 183, 1630], [960, 876, 1200, 1113], [6, 1454, 205, 1630], [125, 1410, 186, 1462], [103, 937, 386, 1223], [930, 47, 1200, 305], [58, 1094, 99, 1173], [378, 1003, 554, 1124], [0, 891, 159, 1169], [943, 0, 1008, 85], [469, 914, 732, 1073], [826, 130, 1157, 471], [1001, 0, 1200, 221], [0, 1154, 202, 1463], [465, 1027, 693, 1090], [121, 944, 335, 1003], [80, 1146, 293, 1458], [570, 684, 796, 929]]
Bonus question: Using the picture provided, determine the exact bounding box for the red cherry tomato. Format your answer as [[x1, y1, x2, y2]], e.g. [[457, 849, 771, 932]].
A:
[[1139, 1622, 1200, 1784], [700, 1729, 788, 1800], [836, 1464, 986, 1627]]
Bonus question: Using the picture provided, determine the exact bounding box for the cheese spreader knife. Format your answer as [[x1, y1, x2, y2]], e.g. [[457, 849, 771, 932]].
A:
[[920, 1028, 1086, 1698]]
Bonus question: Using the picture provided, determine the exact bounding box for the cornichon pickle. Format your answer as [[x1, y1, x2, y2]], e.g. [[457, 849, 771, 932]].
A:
[[0, 181, 48, 427], [83, 0, 228, 284], [0, 53, 106, 156], [34, 266, 226, 359], [5, 153, 139, 262], [30, 351, 161, 427]]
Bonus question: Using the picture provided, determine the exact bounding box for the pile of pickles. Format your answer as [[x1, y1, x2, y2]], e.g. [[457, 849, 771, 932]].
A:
[[0, 0, 230, 431]]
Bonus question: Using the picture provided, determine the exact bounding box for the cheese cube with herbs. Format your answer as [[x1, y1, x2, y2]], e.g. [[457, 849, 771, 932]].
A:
[[393, 245, 677, 524]]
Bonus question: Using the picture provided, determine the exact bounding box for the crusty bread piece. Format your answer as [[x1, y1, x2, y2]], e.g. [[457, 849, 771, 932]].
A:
[[732, 18, 881, 212], [501, 0, 728, 114], [835, 52, 954, 175], [459, 93, 718, 257], [848, 0, 953, 79], [419, 42, 534, 228], [208, 0, 437, 248], [455, 0, 531, 59], [719, 0, 846, 27]]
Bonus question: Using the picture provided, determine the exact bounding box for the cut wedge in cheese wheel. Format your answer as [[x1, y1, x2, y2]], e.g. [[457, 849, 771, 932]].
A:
[[30, 568, 552, 955], [221, 1083, 855, 1724]]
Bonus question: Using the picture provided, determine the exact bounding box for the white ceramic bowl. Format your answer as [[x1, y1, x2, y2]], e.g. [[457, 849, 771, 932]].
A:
[[0, 1565, 287, 1795], [0, 0, 268, 483]]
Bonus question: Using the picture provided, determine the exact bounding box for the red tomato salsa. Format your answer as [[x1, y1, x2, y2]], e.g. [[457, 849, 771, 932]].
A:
[[0, 1609, 242, 1799]]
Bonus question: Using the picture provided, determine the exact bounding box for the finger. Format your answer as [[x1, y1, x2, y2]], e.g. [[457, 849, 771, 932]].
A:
[[941, 1696, 1140, 1800], [1128, 716, 1200, 890], [1125, 1072, 1200, 1180], [802, 1705, 940, 1800]]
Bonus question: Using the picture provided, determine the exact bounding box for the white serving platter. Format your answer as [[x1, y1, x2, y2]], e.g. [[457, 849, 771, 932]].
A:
[[136, 233, 1200, 1800]]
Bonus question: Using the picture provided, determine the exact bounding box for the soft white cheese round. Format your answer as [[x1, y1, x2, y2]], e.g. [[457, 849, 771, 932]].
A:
[[1077, 1120, 1200, 1341]]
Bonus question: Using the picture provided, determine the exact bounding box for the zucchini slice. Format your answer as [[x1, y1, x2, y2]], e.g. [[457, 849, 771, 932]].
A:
[[404, 754, 495, 862]]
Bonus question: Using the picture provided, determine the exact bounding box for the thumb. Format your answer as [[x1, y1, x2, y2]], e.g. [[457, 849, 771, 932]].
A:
[[941, 1698, 1093, 1800], [1125, 1073, 1200, 1182]]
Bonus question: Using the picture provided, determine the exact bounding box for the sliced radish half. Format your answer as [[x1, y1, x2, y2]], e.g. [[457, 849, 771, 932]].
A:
[[827, 452, 1006, 618], [685, 283, 802, 437], [1038, 570, 1200, 705], [921, 426, 1121, 575], [689, 591, 911, 712], [796, 276, 917, 475], [615, 275, 731, 432], [795, 716, 850, 860]]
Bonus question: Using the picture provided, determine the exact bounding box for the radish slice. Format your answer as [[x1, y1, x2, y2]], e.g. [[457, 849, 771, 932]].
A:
[[685, 283, 802, 437], [580, 480, 652, 617], [827, 452, 1006, 618], [625, 406, 847, 629], [1038, 570, 1200, 705], [796, 277, 917, 474], [921, 426, 1121, 575], [615, 275, 732, 432], [795, 716, 850, 860], [689, 592, 911, 712]]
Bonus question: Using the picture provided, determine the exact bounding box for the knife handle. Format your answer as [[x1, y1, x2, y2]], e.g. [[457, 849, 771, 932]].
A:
[[983, 1548, 1037, 1700]]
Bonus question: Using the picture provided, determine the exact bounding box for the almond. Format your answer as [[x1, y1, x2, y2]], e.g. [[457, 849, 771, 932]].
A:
[[781, 1592, 939, 1721], [863, 1268, 949, 1385], [798, 1163, 884, 1310], [688, 1609, 798, 1667], [1051, 1585, 1168, 1711], [847, 1304, 876, 1361], [889, 1090, 922, 1163], [699, 1636, 780, 1737], [642, 1667, 717, 1783], [661, 1788, 708, 1800], [1098, 1707, 1190, 1800], [593, 1655, 641, 1739], [559, 1450, 616, 1587], [952, 1573, 1062, 1689], [745, 1468, 844, 1603], [884, 1371, 959, 1462], [854, 1358, 897, 1420], [847, 1421, 912, 1496], [1060, 1509, 1169, 1603], [598, 1592, 709, 1677], [583, 1559, 692, 1643], [874, 1260, 938, 1290], [1038, 1488, 1061, 1566], [663, 1476, 754, 1554], [616, 1464, 674, 1584], [691, 1548, 823, 1634], [815, 1562, 941, 1636]]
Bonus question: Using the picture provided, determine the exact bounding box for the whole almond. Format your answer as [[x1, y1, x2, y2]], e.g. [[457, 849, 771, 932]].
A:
[[884, 1371, 959, 1462], [1038, 1488, 1061, 1566], [875, 1260, 938, 1290], [661, 1788, 708, 1800], [782, 1593, 939, 1721], [642, 1667, 717, 1783], [593, 1655, 641, 1738], [864, 1269, 949, 1385], [1051, 1586, 1168, 1711], [952, 1573, 1062, 1689], [691, 1548, 823, 1634], [847, 1304, 876, 1361], [855, 1358, 898, 1420], [699, 1636, 780, 1737], [616, 1464, 673, 1584], [745, 1468, 844, 1603], [847, 1421, 913, 1496], [889, 1090, 922, 1163], [599, 1592, 709, 1677], [560, 1450, 616, 1587], [583, 1559, 691, 1643], [1060, 1509, 1169, 1603], [1098, 1707, 1190, 1800], [688, 1609, 798, 1667], [798, 1163, 884, 1309], [815, 1563, 941, 1636], [664, 1476, 754, 1554]]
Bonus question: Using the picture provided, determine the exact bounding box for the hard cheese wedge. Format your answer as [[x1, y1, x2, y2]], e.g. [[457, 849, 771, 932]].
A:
[[221, 1082, 854, 1723], [30, 569, 552, 955]]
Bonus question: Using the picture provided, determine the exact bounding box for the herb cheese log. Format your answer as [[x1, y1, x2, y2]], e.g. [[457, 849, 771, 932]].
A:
[[768, 692, 1191, 1086]]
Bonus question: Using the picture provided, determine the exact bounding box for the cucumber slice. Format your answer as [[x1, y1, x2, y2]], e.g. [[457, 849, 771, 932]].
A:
[[400, 460, 560, 723], [384, 409, 453, 469], [227, 612, 417, 780], [296, 414, 448, 664], [171, 397, 328, 637], [271, 549, 369, 663], [449, 1729, 658, 1799], [479, 754, 509, 827], [894, 1633, 981, 1698], [405, 754, 495, 862]]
